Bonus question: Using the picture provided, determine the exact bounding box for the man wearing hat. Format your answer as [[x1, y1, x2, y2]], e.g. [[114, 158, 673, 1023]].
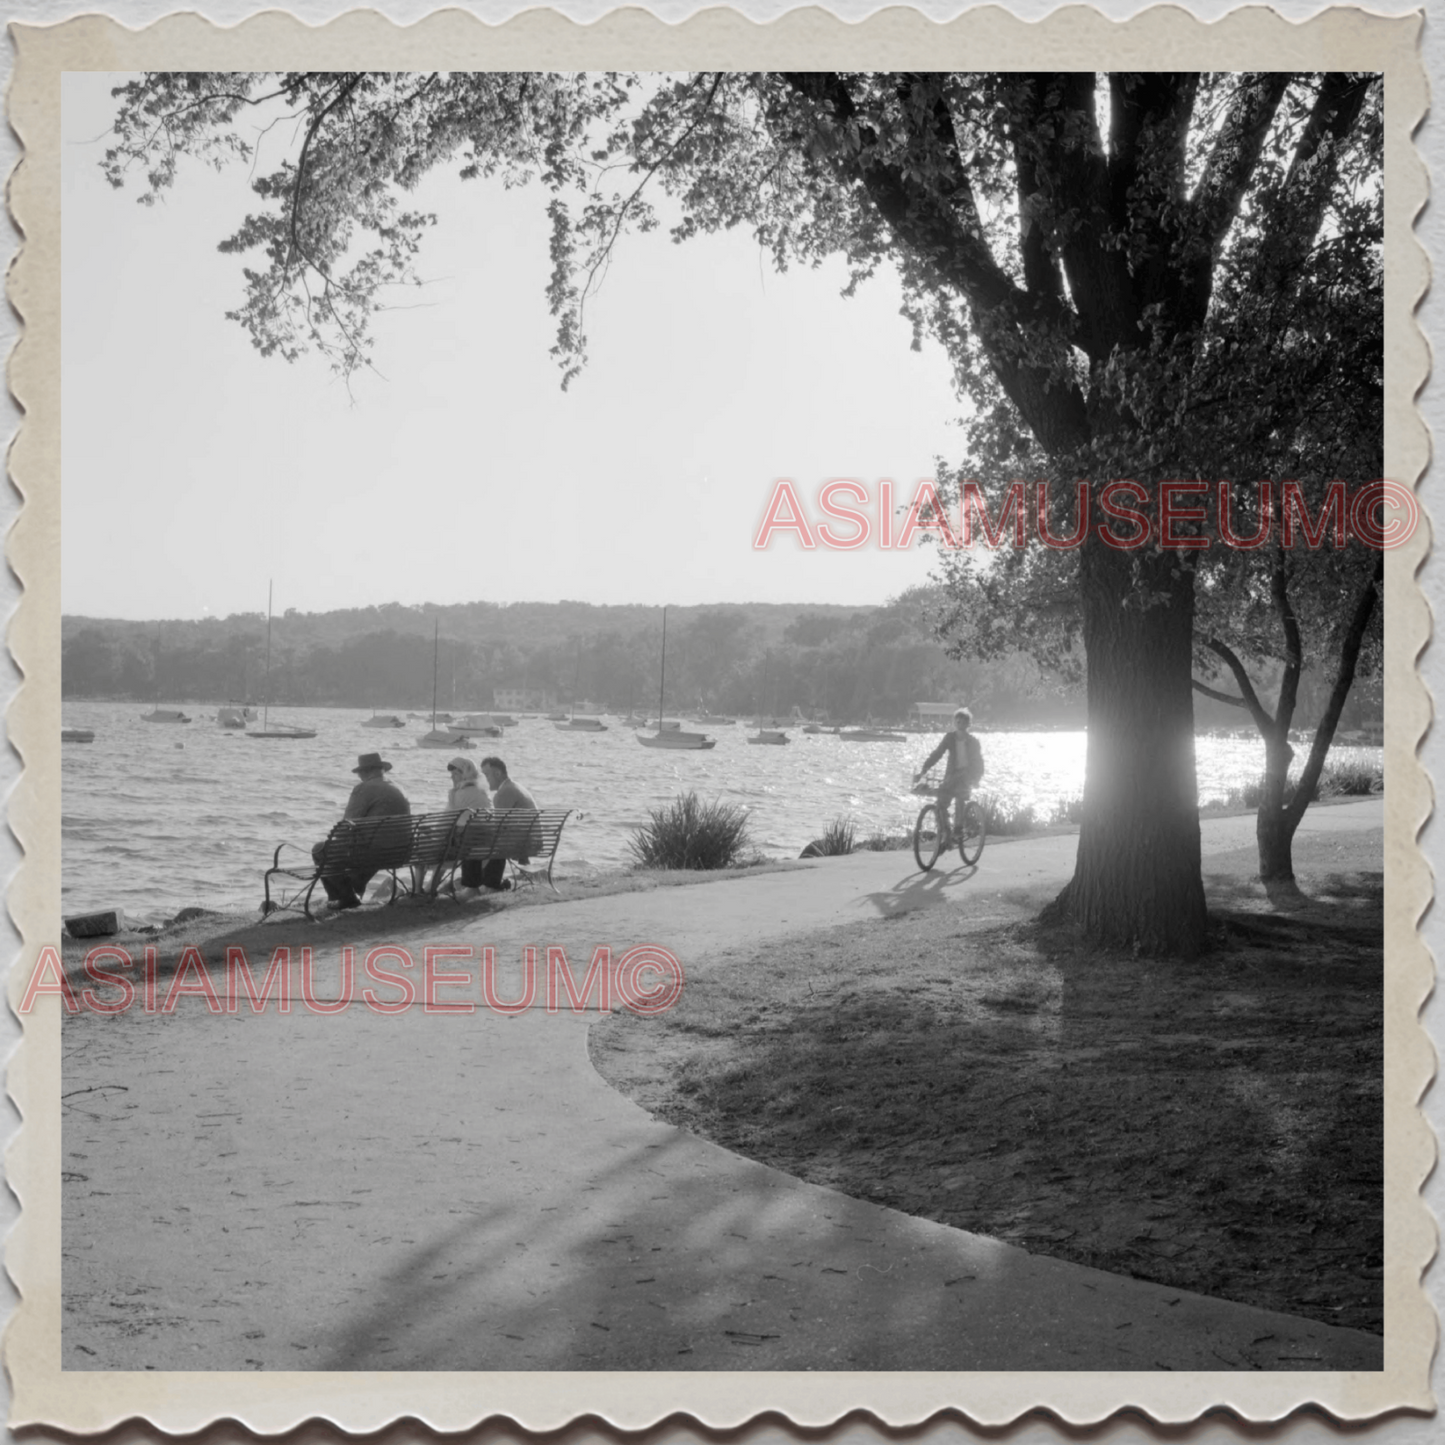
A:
[[313, 753, 411, 909]]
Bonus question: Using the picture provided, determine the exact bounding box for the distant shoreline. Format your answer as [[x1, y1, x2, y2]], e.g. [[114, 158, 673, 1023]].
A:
[[59, 700, 1385, 741]]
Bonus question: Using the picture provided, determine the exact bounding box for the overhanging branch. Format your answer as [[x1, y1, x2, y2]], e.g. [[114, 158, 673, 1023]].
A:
[[1201, 636, 1274, 734]]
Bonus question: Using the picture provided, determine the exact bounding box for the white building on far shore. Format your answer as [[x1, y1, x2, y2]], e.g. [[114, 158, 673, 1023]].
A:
[[909, 702, 965, 730]]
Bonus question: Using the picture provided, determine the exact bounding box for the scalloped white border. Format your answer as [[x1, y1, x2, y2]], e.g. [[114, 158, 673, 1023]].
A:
[[4, 4, 1433, 1433]]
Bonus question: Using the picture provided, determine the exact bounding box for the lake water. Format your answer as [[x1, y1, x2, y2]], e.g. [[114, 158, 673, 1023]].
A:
[[59, 701, 1382, 923]]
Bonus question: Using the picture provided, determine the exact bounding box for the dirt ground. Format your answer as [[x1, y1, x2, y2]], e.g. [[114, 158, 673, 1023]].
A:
[[57, 857, 810, 983], [592, 828, 1384, 1336]]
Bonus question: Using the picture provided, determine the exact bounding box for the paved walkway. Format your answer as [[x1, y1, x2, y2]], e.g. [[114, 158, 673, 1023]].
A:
[[61, 801, 1384, 1372]]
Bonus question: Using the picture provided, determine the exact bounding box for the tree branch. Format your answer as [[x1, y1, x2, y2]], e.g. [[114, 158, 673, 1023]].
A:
[[1192, 679, 1248, 707], [289, 73, 366, 271], [1269, 545, 1303, 732], [782, 72, 1089, 455], [1262, 73, 1374, 292], [1201, 636, 1274, 734], [1284, 553, 1383, 830], [1192, 74, 1292, 252]]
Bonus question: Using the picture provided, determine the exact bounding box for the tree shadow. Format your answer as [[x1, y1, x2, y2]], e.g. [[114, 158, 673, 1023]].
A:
[[1205, 867, 1384, 939], [309, 1118, 1040, 1371]]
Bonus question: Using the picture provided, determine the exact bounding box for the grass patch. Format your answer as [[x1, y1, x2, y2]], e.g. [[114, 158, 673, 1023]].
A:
[[1217, 758, 1384, 811], [628, 791, 752, 871], [1316, 757, 1385, 796], [807, 816, 856, 856], [593, 828, 1384, 1335]]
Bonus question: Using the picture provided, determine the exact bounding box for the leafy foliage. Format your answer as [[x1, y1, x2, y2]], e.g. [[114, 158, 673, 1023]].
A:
[[628, 791, 752, 871]]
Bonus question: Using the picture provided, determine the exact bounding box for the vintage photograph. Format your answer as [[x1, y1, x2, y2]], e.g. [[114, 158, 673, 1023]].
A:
[[7, 5, 1432, 1433]]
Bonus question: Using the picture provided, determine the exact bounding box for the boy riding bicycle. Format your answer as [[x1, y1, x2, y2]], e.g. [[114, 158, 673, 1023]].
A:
[[914, 707, 984, 842]]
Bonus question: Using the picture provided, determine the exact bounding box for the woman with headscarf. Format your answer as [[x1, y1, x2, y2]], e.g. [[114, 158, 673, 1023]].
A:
[[446, 756, 493, 897]]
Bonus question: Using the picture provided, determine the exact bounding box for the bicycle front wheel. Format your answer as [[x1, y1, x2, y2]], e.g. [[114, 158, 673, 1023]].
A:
[[958, 799, 987, 866], [913, 803, 944, 872]]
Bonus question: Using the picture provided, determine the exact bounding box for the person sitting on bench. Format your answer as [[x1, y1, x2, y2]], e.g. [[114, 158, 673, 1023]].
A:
[[478, 756, 535, 892], [445, 755, 493, 899], [314, 752, 410, 910]]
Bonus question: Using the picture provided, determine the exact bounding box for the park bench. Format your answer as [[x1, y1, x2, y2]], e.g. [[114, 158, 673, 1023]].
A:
[[430, 807, 573, 897], [263, 810, 464, 919], [262, 807, 573, 917]]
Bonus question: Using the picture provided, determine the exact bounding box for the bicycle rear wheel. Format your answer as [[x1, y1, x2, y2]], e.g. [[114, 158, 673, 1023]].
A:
[[913, 803, 944, 872], [958, 799, 986, 866]]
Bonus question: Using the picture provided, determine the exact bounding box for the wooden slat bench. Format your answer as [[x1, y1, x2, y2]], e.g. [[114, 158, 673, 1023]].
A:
[[263, 807, 573, 916], [263, 811, 464, 919], [432, 808, 573, 897]]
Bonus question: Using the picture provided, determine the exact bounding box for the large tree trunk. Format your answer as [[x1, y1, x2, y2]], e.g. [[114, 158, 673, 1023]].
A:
[[1256, 729, 1299, 884], [1064, 537, 1208, 955]]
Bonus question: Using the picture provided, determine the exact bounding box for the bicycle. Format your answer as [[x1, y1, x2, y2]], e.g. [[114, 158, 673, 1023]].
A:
[[911, 779, 987, 871]]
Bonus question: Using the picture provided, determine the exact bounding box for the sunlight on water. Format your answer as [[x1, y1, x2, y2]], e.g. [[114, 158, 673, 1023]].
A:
[[59, 703, 1382, 922]]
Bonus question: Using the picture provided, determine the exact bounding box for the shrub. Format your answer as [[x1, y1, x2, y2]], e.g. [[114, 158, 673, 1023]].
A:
[[816, 816, 856, 856], [1214, 757, 1382, 812], [982, 799, 1038, 836], [1316, 758, 1384, 797], [1049, 795, 1086, 826], [629, 791, 752, 870], [1221, 778, 1266, 810], [861, 831, 909, 852]]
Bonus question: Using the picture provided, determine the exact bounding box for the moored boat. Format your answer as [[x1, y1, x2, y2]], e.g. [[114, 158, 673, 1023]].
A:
[[248, 583, 319, 740], [417, 623, 475, 748], [448, 713, 504, 738], [637, 609, 714, 750], [141, 708, 191, 724], [250, 722, 318, 740], [639, 728, 715, 750], [748, 728, 790, 745], [839, 727, 908, 742], [554, 716, 608, 732], [62, 728, 95, 744], [362, 713, 407, 729], [420, 729, 474, 748]]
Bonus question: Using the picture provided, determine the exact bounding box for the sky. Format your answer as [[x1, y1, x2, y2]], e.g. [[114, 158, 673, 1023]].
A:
[[61, 72, 967, 620]]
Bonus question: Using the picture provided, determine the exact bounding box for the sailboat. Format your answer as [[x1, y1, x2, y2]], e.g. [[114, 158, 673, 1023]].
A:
[[140, 645, 191, 722], [248, 583, 317, 740], [554, 642, 608, 730], [638, 607, 715, 750], [748, 653, 789, 744], [419, 621, 473, 748]]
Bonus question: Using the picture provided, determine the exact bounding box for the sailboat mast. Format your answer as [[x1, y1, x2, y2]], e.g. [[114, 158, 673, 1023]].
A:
[[431, 619, 439, 729], [658, 607, 667, 726], [262, 580, 273, 732]]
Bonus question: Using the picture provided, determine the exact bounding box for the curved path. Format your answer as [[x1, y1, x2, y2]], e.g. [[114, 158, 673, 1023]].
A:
[[61, 801, 1384, 1372]]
